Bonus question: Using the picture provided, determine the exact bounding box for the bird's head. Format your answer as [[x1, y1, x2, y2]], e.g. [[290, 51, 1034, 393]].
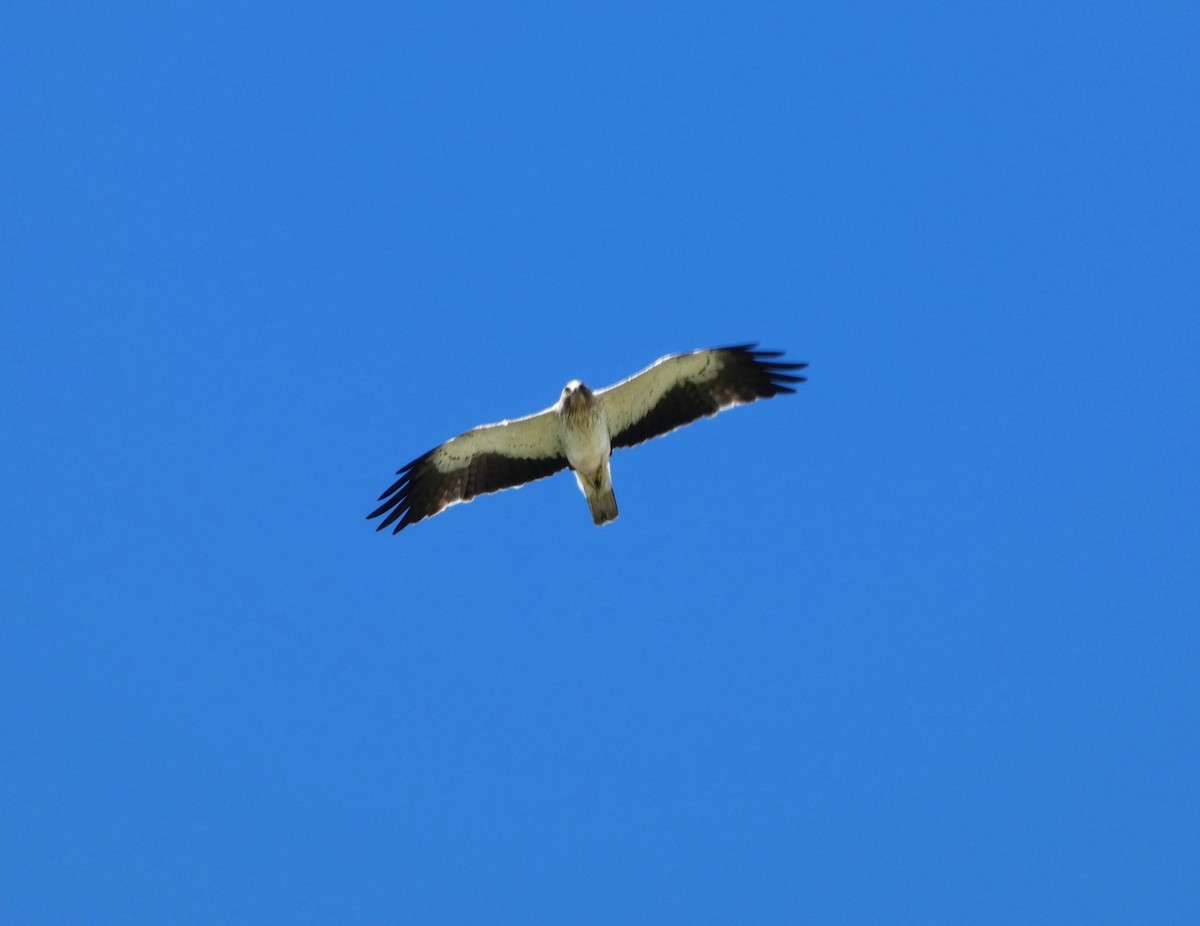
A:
[[560, 380, 594, 411]]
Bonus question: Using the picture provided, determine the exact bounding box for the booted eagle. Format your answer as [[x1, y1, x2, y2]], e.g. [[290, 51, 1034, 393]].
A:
[[368, 343, 806, 533]]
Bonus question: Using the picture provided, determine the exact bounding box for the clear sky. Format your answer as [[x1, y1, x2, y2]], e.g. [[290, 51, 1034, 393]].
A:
[[3, 2, 1197, 923]]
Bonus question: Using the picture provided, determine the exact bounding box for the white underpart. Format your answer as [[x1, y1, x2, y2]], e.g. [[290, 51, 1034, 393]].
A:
[[557, 386, 611, 486]]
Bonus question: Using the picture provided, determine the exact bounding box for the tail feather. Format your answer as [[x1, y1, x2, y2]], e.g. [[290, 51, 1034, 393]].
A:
[[583, 468, 619, 526], [587, 485, 619, 525]]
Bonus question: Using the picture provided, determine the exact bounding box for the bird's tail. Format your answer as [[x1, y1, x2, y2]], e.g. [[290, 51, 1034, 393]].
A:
[[585, 467, 619, 526]]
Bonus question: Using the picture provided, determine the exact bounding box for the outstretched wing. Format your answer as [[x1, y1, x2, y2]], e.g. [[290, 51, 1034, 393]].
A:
[[597, 343, 807, 450], [368, 407, 567, 533]]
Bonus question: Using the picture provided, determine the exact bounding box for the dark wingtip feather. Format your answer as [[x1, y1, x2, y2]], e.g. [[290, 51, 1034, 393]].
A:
[[764, 360, 808, 371], [723, 345, 809, 400], [722, 345, 808, 369], [715, 341, 759, 353]]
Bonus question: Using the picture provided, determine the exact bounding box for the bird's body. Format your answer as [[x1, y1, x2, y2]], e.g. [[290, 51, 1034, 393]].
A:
[[558, 382, 618, 524], [368, 344, 806, 533]]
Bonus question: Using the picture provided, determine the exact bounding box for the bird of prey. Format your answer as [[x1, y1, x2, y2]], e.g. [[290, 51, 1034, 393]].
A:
[[368, 343, 806, 533]]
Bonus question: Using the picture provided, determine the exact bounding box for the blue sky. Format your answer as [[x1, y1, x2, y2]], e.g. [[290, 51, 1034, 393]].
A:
[[3, 1, 1197, 922]]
